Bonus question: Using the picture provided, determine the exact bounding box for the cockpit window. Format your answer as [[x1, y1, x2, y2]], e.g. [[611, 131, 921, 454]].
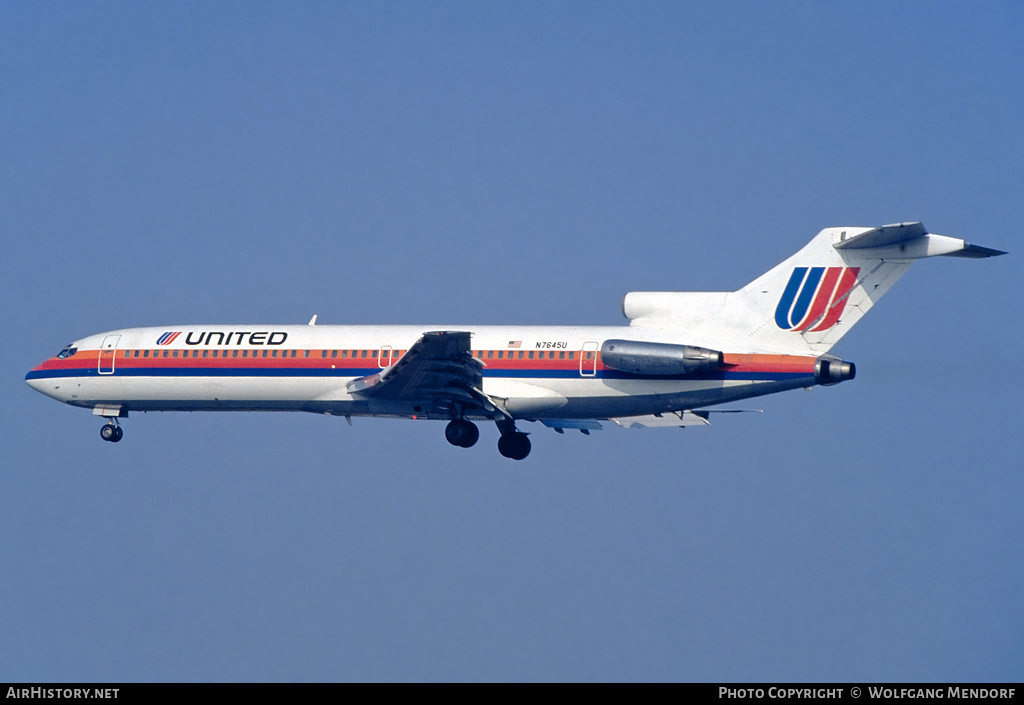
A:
[[56, 345, 78, 360]]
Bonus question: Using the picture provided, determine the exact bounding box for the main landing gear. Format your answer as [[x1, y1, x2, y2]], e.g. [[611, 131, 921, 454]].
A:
[[444, 417, 531, 459], [100, 422, 123, 443], [445, 418, 480, 448], [497, 432, 530, 460], [495, 418, 530, 460]]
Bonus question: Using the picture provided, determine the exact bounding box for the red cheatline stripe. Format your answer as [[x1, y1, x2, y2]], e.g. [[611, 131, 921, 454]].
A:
[[722, 353, 816, 373], [38, 350, 819, 374]]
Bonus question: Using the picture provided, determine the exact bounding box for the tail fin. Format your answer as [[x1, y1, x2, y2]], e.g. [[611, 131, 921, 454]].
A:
[[624, 223, 1005, 355]]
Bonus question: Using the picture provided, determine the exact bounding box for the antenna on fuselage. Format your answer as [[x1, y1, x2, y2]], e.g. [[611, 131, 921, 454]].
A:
[[308, 315, 318, 326]]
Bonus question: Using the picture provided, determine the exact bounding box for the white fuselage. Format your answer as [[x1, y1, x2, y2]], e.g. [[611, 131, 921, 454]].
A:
[[25, 324, 819, 422]]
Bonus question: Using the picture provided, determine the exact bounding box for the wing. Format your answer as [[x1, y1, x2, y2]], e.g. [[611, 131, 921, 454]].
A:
[[346, 331, 504, 418]]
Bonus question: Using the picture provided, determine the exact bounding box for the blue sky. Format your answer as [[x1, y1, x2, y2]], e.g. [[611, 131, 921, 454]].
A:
[[2, 2, 1021, 681]]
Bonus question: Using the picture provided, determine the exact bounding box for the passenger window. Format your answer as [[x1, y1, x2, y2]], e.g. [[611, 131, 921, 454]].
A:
[[498, 351, 504, 359], [361, 350, 368, 358], [173, 350, 179, 358], [232, 350, 238, 358], [212, 350, 219, 358], [134, 350, 140, 357], [272, 350, 277, 358], [518, 351, 524, 359], [528, 351, 534, 359], [341, 350, 348, 358], [143, 350, 149, 358], [163, 350, 169, 358], [568, 352, 575, 360], [304, 350, 309, 358], [331, 350, 337, 358], [487, 351, 493, 359]]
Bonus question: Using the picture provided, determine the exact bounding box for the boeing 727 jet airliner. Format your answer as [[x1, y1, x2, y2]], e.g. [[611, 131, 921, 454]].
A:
[[26, 223, 1004, 459]]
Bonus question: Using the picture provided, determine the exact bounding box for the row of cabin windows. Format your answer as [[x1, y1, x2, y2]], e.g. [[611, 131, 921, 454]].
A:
[[321, 349, 393, 358], [125, 349, 308, 359], [475, 350, 576, 360], [120, 349, 587, 360]]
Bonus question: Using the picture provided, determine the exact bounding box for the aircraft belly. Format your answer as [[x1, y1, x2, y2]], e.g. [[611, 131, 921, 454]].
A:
[[524, 376, 812, 419], [66, 375, 357, 412]]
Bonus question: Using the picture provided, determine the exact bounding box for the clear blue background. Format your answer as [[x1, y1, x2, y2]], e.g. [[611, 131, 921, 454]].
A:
[[2, 1, 1021, 682]]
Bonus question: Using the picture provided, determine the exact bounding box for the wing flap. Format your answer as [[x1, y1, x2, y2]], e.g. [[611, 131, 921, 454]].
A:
[[346, 331, 503, 417], [541, 419, 604, 431], [610, 409, 763, 429], [610, 411, 711, 428]]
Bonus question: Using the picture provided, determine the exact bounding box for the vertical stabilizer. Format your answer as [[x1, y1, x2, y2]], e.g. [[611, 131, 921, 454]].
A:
[[624, 223, 1005, 355]]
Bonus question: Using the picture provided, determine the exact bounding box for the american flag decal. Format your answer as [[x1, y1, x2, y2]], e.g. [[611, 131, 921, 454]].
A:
[[507, 341, 522, 349]]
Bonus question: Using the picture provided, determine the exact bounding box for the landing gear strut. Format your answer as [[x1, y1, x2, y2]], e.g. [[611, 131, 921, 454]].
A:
[[445, 419, 479, 448], [100, 422, 123, 443]]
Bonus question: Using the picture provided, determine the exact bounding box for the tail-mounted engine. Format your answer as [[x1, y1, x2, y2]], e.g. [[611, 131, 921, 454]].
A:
[[815, 356, 856, 386], [601, 339, 723, 376]]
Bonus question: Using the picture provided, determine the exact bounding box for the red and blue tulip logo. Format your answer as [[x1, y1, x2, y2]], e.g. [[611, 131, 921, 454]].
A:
[[156, 332, 181, 345], [775, 267, 860, 332]]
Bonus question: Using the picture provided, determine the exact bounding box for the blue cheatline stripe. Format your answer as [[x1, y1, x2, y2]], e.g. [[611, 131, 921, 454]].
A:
[[26, 367, 812, 383], [775, 268, 807, 330], [789, 267, 824, 329]]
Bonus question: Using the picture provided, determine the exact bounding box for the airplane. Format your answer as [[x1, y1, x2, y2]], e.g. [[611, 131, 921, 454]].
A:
[[26, 222, 1004, 459]]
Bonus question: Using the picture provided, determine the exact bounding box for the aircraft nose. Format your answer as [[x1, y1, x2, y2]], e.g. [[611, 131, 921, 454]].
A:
[[26, 363, 67, 401]]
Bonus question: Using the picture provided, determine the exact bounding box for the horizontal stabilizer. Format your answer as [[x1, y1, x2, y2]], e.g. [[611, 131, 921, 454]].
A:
[[835, 222, 1006, 259], [941, 243, 1007, 258], [833, 222, 927, 249]]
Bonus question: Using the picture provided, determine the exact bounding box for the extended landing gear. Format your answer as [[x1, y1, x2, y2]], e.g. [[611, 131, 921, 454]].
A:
[[445, 419, 479, 448], [494, 418, 530, 460], [100, 422, 123, 443], [445, 416, 531, 459], [497, 432, 531, 460]]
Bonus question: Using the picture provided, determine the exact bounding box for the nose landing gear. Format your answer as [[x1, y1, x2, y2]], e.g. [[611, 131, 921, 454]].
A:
[[100, 422, 123, 443]]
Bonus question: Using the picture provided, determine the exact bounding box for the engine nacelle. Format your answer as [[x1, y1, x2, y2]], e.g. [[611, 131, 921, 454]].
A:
[[815, 356, 856, 386], [601, 339, 724, 376]]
